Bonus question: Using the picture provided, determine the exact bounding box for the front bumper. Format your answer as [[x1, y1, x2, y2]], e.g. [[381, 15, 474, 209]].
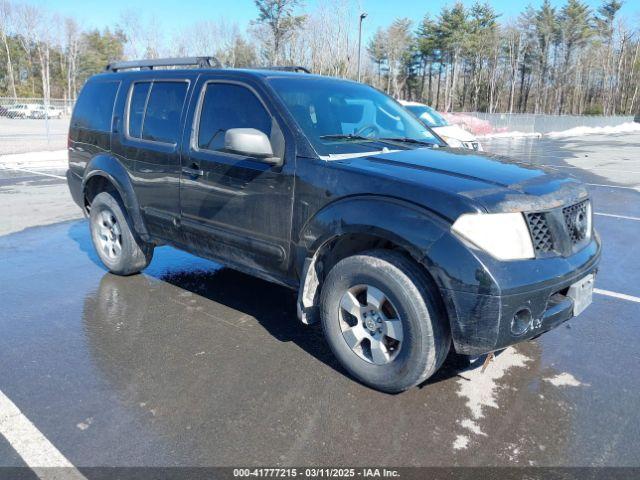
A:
[[428, 231, 601, 355]]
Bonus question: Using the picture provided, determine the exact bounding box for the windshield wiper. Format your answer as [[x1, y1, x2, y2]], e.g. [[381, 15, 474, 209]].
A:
[[319, 134, 374, 142], [379, 137, 437, 147]]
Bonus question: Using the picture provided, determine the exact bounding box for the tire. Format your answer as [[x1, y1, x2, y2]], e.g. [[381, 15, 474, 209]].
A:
[[320, 249, 450, 393], [89, 191, 154, 275]]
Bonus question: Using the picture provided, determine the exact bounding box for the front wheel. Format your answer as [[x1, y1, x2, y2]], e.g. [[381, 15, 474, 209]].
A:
[[89, 191, 154, 275], [320, 250, 450, 393]]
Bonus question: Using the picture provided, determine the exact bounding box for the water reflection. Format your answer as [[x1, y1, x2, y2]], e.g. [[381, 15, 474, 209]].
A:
[[81, 269, 575, 465]]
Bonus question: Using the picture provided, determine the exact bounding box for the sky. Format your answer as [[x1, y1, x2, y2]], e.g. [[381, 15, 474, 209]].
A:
[[30, 0, 640, 43]]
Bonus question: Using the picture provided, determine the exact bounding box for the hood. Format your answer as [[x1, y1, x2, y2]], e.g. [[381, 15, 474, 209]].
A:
[[337, 147, 589, 217], [432, 124, 477, 142]]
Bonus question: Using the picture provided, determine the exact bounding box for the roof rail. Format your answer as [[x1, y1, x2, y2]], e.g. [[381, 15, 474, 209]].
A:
[[262, 66, 311, 74], [105, 56, 222, 72]]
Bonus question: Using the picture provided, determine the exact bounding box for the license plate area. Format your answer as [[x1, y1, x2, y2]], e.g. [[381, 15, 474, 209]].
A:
[[567, 273, 595, 316]]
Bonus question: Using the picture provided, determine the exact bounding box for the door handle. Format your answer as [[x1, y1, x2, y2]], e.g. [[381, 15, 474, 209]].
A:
[[182, 164, 204, 178]]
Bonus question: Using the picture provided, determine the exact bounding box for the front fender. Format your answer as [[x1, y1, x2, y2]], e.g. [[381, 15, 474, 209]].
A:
[[83, 155, 149, 239], [297, 195, 450, 263]]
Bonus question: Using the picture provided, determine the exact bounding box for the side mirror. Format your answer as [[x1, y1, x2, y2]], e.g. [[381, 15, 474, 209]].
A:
[[224, 128, 280, 165]]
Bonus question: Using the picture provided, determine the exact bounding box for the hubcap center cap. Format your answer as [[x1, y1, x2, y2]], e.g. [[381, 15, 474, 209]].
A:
[[365, 317, 377, 331]]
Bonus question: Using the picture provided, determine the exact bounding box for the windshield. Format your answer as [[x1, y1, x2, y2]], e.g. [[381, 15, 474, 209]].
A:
[[406, 105, 449, 128], [268, 77, 442, 157]]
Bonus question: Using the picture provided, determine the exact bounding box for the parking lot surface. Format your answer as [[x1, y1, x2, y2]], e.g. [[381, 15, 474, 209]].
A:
[[0, 134, 639, 469], [0, 118, 68, 155]]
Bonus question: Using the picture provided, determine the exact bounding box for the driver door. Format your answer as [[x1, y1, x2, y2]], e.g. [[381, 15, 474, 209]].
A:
[[179, 77, 295, 277]]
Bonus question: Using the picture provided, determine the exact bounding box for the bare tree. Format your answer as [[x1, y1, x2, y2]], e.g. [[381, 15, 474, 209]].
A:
[[63, 17, 81, 100], [252, 0, 306, 65], [15, 3, 53, 101], [0, 0, 17, 97]]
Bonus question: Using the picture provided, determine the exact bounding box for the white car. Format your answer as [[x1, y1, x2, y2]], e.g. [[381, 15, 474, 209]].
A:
[[30, 104, 64, 119], [6, 103, 40, 119], [399, 100, 483, 151]]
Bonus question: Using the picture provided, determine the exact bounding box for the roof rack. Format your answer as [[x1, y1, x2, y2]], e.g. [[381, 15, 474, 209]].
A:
[[262, 66, 311, 74], [105, 56, 222, 72]]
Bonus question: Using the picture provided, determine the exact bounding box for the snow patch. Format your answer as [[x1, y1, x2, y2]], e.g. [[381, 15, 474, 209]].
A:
[[453, 435, 469, 450], [0, 150, 68, 169], [460, 418, 486, 436], [546, 122, 640, 138], [456, 347, 530, 420], [76, 417, 93, 430], [543, 372, 585, 387]]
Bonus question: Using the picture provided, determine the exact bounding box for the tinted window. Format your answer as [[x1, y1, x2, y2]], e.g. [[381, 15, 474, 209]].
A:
[[128, 82, 151, 138], [197, 83, 272, 152], [141, 82, 188, 144], [73, 81, 119, 132]]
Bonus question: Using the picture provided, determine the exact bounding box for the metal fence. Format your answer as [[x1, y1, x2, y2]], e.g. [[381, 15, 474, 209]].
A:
[[0, 97, 75, 120], [0, 98, 73, 155], [1, 97, 638, 155], [453, 112, 636, 135]]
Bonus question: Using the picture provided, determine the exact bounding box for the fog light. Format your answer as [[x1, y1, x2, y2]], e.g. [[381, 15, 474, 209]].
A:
[[511, 308, 532, 336]]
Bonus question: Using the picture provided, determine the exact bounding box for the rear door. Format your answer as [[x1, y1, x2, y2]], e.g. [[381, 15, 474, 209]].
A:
[[179, 75, 295, 277], [112, 76, 193, 239]]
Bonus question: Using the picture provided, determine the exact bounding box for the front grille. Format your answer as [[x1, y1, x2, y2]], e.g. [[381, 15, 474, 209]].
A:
[[563, 200, 590, 244], [525, 199, 591, 257], [525, 212, 554, 253]]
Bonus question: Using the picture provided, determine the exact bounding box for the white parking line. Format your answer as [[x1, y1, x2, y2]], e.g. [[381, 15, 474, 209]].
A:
[[0, 390, 86, 480], [594, 288, 640, 304], [0, 166, 66, 180], [595, 212, 640, 221]]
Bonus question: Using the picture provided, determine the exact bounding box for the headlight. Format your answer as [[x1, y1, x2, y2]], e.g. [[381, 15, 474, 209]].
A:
[[451, 212, 535, 260]]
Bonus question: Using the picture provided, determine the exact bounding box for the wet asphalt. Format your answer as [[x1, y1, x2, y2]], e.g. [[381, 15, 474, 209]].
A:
[[0, 135, 639, 467]]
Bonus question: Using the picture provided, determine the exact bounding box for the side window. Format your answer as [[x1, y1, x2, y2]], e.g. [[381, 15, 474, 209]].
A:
[[127, 82, 151, 138], [197, 83, 273, 153], [141, 81, 188, 144], [73, 81, 120, 132]]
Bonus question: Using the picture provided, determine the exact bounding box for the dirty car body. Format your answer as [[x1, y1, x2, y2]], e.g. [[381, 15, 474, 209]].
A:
[[67, 61, 600, 391]]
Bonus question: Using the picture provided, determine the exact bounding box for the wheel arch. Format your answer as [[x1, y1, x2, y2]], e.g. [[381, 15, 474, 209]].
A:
[[82, 155, 150, 240], [295, 196, 450, 325]]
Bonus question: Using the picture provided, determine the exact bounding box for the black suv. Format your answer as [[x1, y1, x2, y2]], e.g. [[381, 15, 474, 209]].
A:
[[67, 57, 601, 392]]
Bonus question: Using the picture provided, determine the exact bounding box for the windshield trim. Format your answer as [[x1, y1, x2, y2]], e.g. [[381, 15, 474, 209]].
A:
[[319, 148, 401, 161]]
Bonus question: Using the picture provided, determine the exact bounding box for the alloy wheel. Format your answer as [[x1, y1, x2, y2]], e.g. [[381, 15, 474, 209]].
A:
[[338, 284, 404, 365]]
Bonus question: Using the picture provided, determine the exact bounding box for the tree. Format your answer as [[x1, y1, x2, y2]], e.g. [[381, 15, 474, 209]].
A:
[[385, 18, 414, 97], [557, 0, 591, 113], [596, 0, 623, 114], [63, 17, 81, 100], [534, 0, 559, 113], [367, 28, 387, 89], [252, 0, 306, 65], [437, 2, 469, 111], [78, 28, 126, 83], [0, 0, 17, 97], [416, 15, 438, 103]]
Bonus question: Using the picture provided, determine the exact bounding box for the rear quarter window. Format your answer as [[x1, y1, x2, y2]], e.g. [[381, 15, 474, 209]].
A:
[[125, 81, 188, 144], [72, 81, 120, 132]]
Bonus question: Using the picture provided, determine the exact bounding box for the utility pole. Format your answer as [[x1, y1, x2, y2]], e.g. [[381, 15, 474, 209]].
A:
[[357, 12, 367, 83]]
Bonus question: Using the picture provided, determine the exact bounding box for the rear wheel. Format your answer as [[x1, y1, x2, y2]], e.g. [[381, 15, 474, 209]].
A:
[[89, 191, 153, 275], [320, 250, 450, 393]]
